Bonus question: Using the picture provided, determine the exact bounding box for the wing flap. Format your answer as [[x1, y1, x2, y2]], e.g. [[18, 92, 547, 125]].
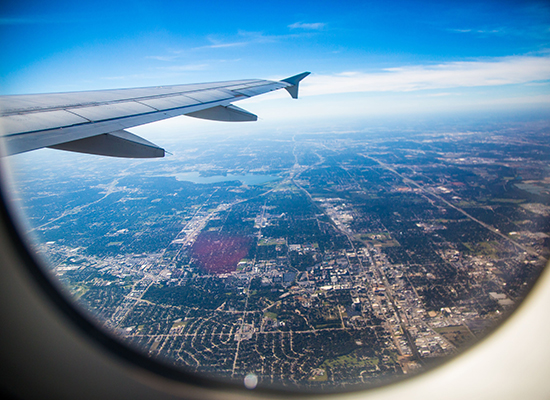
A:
[[138, 95, 198, 110], [48, 130, 165, 158], [68, 102, 156, 122], [183, 89, 234, 103], [1, 110, 89, 135], [230, 82, 288, 98]]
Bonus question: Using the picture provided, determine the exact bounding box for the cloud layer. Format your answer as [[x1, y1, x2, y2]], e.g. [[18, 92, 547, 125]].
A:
[[303, 56, 550, 96]]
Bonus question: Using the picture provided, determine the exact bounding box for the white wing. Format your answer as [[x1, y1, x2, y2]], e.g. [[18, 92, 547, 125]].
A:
[[0, 72, 309, 158]]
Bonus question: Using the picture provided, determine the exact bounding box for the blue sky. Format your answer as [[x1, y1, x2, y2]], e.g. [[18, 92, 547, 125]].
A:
[[1, 0, 550, 129]]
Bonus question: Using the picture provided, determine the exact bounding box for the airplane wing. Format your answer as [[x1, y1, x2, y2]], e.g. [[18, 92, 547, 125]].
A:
[[0, 72, 310, 158]]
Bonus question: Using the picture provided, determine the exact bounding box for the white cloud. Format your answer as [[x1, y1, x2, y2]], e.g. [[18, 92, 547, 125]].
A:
[[200, 41, 248, 49], [195, 31, 273, 50], [449, 28, 472, 33], [288, 22, 326, 30], [449, 28, 503, 34], [157, 64, 208, 71], [146, 55, 179, 62], [302, 56, 550, 96], [192, 30, 309, 51]]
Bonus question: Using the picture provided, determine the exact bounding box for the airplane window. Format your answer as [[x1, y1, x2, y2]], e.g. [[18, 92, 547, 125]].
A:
[[1, 0, 549, 395]]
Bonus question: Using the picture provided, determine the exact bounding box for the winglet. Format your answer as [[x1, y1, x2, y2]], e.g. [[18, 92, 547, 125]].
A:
[[280, 72, 310, 99]]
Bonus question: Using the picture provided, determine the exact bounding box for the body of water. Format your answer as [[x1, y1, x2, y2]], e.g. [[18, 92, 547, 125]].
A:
[[515, 183, 549, 196], [172, 171, 280, 185]]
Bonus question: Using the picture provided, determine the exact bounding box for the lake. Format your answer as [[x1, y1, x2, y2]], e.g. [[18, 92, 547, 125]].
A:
[[173, 171, 280, 185]]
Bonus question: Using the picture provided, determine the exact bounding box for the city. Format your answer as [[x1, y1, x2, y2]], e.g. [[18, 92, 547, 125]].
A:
[[14, 122, 549, 390]]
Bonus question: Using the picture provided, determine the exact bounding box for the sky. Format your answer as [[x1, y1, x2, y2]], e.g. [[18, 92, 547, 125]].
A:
[[1, 0, 550, 134]]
